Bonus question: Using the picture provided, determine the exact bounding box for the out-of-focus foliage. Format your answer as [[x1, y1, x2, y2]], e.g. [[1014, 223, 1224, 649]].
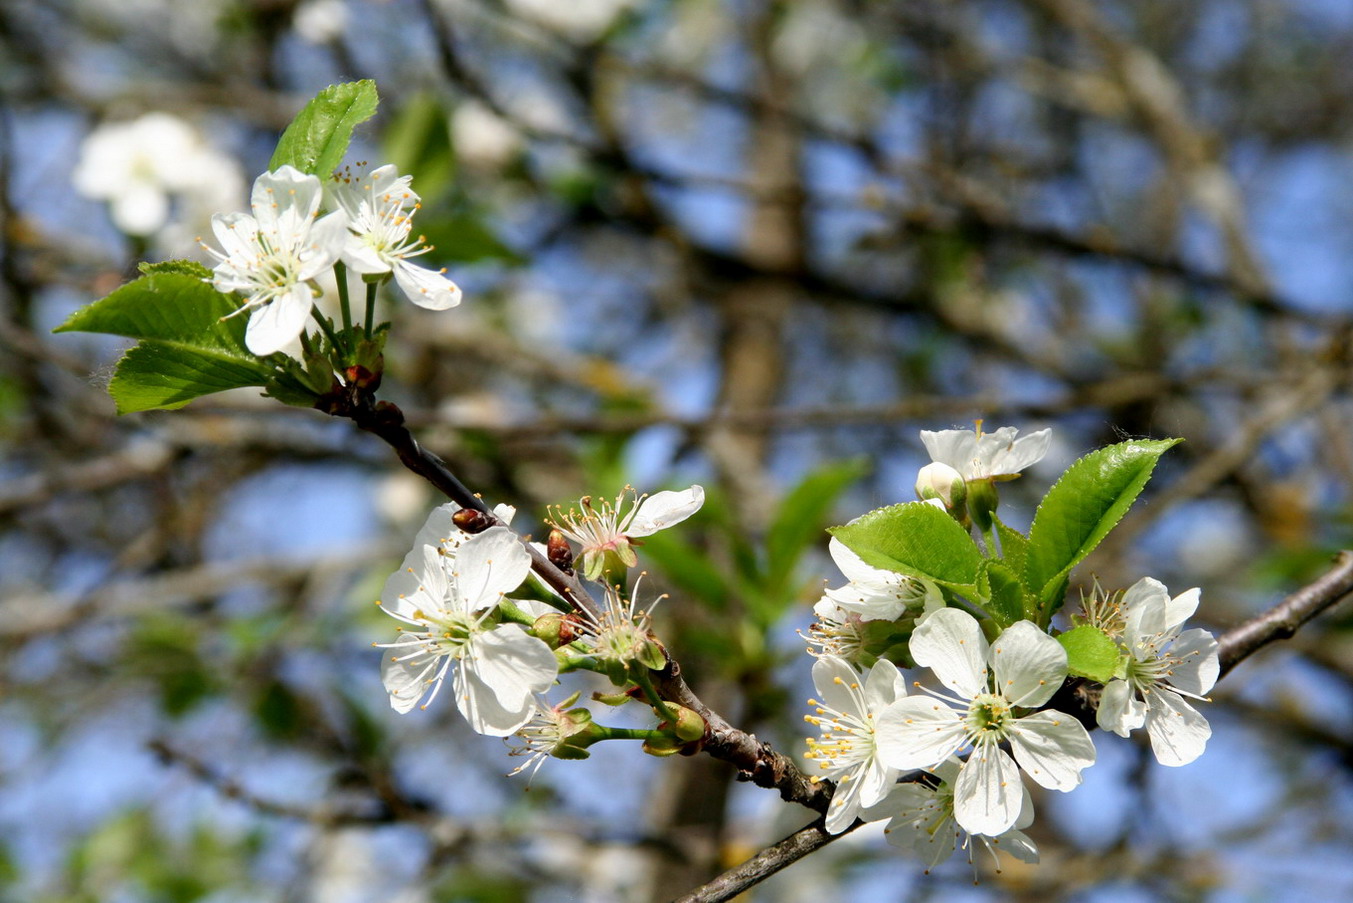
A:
[[4, 0, 1353, 901]]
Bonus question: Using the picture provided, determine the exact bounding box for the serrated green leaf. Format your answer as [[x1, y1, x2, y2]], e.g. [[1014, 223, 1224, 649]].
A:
[[269, 80, 379, 176], [55, 273, 273, 413], [110, 342, 271, 412], [993, 515, 1028, 576], [830, 502, 982, 595], [1056, 624, 1121, 682], [1024, 439, 1181, 616], [139, 259, 212, 279], [765, 458, 868, 594], [978, 559, 1026, 627]]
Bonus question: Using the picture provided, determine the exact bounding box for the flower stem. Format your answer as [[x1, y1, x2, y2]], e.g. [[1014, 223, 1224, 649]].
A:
[[630, 666, 679, 725], [334, 261, 354, 347], [364, 282, 377, 338]]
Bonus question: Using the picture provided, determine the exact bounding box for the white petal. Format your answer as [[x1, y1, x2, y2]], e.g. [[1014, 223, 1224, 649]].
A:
[[1143, 688, 1211, 766], [380, 544, 449, 619], [341, 239, 391, 275], [910, 608, 988, 699], [467, 625, 559, 707], [990, 620, 1067, 708], [920, 429, 979, 473], [297, 210, 349, 280], [245, 283, 313, 354], [380, 634, 442, 713], [253, 165, 322, 235], [812, 655, 866, 715], [996, 829, 1040, 864], [450, 527, 531, 612], [953, 747, 1022, 835], [393, 260, 463, 310], [824, 761, 866, 834], [983, 428, 1051, 477], [1096, 678, 1144, 737], [1162, 587, 1201, 631], [1007, 710, 1097, 791], [828, 536, 889, 585], [1122, 577, 1171, 644], [862, 658, 906, 711], [1166, 628, 1220, 696], [453, 659, 532, 736], [824, 581, 907, 622], [875, 697, 966, 770], [412, 503, 462, 554], [856, 757, 897, 811], [627, 485, 705, 536], [210, 212, 259, 264]]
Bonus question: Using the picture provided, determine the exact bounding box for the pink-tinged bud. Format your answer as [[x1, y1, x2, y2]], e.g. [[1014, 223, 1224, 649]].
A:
[[547, 529, 574, 574], [452, 508, 492, 534]]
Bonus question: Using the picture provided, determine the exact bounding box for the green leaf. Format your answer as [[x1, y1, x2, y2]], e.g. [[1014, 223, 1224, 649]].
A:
[[55, 272, 274, 413], [830, 502, 982, 595], [977, 560, 1026, 627], [269, 80, 379, 176], [139, 259, 212, 279], [993, 515, 1028, 577], [765, 459, 868, 594], [1057, 624, 1122, 683], [1024, 439, 1181, 614]]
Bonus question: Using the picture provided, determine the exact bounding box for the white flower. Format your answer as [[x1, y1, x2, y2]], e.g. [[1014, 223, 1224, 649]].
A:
[[802, 600, 870, 662], [821, 537, 940, 622], [324, 163, 462, 310], [203, 166, 348, 354], [570, 579, 668, 670], [507, 693, 595, 780], [453, 101, 522, 168], [548, 485, 704, 581], [921, 424, 1051, 482], [803, 656, 907, 834], [1096, 577, 1219, 766], [73, 112, 242, 238], [293, 0, 347, 44], [863, 759, 1039, 872], [377, 527, 558, 735], [876, 608, 1096, 836], [915, 461, 966, 508]]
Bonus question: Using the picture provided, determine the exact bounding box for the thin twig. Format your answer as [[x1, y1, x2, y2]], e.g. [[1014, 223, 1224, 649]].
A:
[[669, 819, 856, 903]]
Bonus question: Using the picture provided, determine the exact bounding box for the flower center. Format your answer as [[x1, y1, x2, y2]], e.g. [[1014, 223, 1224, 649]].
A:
[[964, 692, 1013, 741]]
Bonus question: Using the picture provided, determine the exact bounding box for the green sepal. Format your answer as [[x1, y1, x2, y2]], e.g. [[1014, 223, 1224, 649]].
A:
[[1056, 624, 1122, 683]]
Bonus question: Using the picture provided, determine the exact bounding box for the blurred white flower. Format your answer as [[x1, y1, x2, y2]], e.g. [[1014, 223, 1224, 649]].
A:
[[73, 112, 242, 239], [452, 101, 522, 168], [293, 0, 348, 44], [503, 0, 636, 41]]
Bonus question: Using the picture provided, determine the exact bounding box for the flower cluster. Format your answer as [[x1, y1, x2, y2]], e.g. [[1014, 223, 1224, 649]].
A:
[[797, 423, 1219, 874], [200, 161, 461, 355]]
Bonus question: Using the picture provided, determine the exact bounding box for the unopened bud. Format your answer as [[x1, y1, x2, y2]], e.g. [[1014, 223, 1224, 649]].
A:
[[452, 507, 492, 534], [967, 478, 1000, 532], [547, 529, 574, 574], [915, 462, 967, 509], [665, 705, 708, 744]]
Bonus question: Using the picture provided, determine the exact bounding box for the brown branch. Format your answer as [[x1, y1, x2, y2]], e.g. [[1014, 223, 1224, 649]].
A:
[[669, 818, 856, 903], [315, 380, 833, 813], [1217, 550, 1353, 679]]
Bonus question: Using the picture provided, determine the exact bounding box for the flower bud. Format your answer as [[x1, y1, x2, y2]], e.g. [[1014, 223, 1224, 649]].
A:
[[665, 705, 708, 743], [547, 529, 574, 574], [451, 507, 492, 534], [915, 462, 967, 510], [967, 478, 1000, 532]]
